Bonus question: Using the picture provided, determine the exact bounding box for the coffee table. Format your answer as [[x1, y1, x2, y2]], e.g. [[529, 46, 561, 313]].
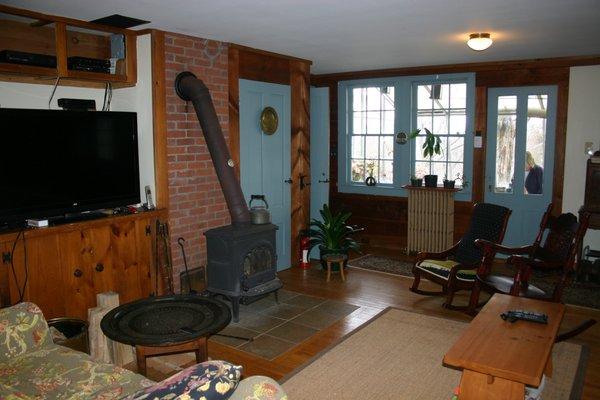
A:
[[101, 294, 231, 376], [443, 294, 564, 400]]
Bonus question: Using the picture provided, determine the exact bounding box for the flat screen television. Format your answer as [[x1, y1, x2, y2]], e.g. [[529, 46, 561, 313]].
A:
[[0, 108, 140, 225]]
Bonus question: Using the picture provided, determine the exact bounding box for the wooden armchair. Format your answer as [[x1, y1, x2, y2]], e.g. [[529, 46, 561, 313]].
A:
[[410, 203, 511, 309], [468, 204, 591, 313]]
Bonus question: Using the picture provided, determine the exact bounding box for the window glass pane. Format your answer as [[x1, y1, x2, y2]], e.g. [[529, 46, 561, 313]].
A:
[[382, 110, 395, 134], [448, 136, 464, 162], [351, 159, 365, 182], [414, 136, 427, 161], [365, 159, 378, 180], [365, 136, 379, 159], [351, 136, 364, 159], [524, 94, 547, 195], [353, 112, 366, 134], [352, 88, 366, 111], [380, 160, 393, 184], [416, 115, 433, 132], [450, 83, 467, 109], [433, 84, 450, 110], [382, 87, 395, 110], [448, 163, 464, 184], [449, 114, 466, 135], [433, 114, 448, 135], [380, 136, 394, 160], [430, 136, 447, 162], [414, 161, 430, 178], [418, 85, 432, 109], [366, 111, 380, 134], [495, 96, 517, 193], [432, 162, 447, 179], [366, 88, 381, 110]]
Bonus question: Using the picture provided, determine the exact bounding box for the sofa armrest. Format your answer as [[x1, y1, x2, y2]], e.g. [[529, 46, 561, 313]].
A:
[[0, 302, 51, 362], [229, 376, 288, 400]]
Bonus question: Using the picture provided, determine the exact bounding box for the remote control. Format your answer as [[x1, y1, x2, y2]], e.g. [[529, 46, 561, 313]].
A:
[[500, 310, 548, 324]]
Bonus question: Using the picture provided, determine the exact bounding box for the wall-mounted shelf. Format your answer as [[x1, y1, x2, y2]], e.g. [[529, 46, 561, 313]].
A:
[[0, 5, 137, 89]]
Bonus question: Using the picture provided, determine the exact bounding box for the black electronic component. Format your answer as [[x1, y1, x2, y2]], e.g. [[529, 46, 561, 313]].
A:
[[67, 56, 111, 73], [501, 310, 548, 324], [90, 14, 150, 29], [0, 50, 57, 68], [57, 98, 96, 111]]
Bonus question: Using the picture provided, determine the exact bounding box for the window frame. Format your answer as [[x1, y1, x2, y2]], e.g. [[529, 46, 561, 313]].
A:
[[337, 73, 475, 201]]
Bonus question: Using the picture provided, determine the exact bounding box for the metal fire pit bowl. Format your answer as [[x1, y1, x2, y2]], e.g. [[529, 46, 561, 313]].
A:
[[100, 295, 231, 346]]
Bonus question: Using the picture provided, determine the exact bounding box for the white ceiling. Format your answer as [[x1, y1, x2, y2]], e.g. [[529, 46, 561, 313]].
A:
[[3, 0, 600, 74]]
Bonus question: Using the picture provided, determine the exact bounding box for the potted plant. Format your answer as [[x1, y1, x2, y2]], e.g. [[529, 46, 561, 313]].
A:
[[309, 204, 361, 271], [410, 175, 423, 187], [443, 175, 455, 189], [455, 173, 469, 189], [409, 128, 442, 187]]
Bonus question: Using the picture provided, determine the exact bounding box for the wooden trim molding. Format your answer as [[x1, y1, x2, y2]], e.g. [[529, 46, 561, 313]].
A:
[[228, 46, 241, 179], [150, 30, 169, 209], [230, 43, 312, 65]]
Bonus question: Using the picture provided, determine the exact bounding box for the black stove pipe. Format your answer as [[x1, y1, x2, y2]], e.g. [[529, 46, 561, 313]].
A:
[[174, 71, 251, 225]]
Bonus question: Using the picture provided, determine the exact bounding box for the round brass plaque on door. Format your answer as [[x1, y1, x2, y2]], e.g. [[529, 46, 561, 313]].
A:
[[260, 106, 278, 135]]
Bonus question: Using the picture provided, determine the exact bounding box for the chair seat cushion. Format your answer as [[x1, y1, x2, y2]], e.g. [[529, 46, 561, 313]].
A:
[[479, 275, 547, 298], [415, 259, 476, 282]]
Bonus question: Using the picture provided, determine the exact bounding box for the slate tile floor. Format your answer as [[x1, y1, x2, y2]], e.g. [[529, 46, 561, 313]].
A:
[[208, 290, 359, 359]]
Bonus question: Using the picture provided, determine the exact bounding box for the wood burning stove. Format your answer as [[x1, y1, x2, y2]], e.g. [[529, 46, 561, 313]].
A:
[[175, 72, 282, 321]]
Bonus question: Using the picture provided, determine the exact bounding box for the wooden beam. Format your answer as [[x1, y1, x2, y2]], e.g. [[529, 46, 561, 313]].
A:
[[150, 30, 169, 209], [473, 86, 487, 204], [230, 43, 312, 65], [290, 60, 311, 267], [228, 46, 241, 179]]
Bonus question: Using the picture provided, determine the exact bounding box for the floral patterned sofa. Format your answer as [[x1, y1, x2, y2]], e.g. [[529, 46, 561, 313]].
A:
[[0, 302, 287, 400]]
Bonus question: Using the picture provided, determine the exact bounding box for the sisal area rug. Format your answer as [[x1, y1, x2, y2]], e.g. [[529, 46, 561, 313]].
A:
[[282, 308, 588, 400], [349, 254, 600, 309]]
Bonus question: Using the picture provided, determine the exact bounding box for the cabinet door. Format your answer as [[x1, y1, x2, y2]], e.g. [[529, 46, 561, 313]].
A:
[[58, 228, 110, 319], [108, 218, 154, 304]]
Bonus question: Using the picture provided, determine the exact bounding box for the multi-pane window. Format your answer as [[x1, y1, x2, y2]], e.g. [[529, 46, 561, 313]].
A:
[[338, 73, 474, 199], [350, 87, 395, 184], [413, 83, 467, 185]]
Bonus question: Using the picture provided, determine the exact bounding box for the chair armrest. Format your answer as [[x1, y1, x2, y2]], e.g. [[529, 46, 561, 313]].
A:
[[416, 242, 460, 263], [228, 376, 287, 400], [0, 302, 51, 362], [474, 239, 534, 256]]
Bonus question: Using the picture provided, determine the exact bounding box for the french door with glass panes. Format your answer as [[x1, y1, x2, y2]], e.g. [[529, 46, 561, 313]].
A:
[[485, 86, 557, 247]]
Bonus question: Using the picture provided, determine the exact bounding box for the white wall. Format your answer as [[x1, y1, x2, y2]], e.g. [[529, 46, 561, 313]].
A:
[[563, 65, 600, 250], [0, 34, 155, 203]]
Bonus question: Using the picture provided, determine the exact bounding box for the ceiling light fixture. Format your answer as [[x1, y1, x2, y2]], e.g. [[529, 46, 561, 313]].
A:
[[467, 33, 493, 51]]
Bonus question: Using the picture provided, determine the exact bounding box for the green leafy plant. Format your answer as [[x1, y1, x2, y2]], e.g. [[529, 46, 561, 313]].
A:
[[308, 204, 360, 253], [409, 127, 442, 160]]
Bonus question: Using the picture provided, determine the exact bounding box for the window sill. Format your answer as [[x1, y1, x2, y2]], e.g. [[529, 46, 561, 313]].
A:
[[338, 182, 472, 201]]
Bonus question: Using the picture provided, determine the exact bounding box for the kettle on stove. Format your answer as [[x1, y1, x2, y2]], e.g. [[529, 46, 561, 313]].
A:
[[249, 195, 271, 224]]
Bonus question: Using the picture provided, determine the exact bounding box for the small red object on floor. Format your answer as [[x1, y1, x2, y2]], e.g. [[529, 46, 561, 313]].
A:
[[299, 230, 311, 269]]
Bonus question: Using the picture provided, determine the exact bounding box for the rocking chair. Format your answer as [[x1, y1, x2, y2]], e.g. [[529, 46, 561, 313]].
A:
[[410, 202, 511, 309], [468, 204, 595, 341]]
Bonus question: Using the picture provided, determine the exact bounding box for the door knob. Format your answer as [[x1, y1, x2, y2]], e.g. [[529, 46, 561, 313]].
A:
[[74, 268, 83, 278], [284, 178, 293, 184], [95, 263, 104, 272]]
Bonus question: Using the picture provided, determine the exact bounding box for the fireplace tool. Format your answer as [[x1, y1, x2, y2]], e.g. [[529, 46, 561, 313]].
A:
[[177, 237, 196, 294]]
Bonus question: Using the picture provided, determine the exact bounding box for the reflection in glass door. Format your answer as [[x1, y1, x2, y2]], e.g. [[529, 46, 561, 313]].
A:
[[485, 87, 557, 247]]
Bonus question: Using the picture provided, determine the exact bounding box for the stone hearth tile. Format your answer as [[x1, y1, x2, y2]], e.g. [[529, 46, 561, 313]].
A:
[[282, 294, 326, 309], [238, 334, 295, 359], [209, 325, 258, 347], [291, 309, 343, 330], [313, 300, 360, 317], [276, 289, 300, 302], [236, 313, 286, 332], [240, 295, 279, 313], [266, 321, 318, 344], [259, 303, 306, 320]]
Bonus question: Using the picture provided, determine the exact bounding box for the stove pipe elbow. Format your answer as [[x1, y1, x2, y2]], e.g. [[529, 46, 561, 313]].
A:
[[175, 71, 251, 226]]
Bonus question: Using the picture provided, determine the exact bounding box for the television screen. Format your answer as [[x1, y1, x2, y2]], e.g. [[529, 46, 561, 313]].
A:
[[0, 108, 140, 224]]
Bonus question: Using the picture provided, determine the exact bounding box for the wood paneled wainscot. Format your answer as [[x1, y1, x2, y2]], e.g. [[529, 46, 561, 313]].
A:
[[0, 209, 167, 320]]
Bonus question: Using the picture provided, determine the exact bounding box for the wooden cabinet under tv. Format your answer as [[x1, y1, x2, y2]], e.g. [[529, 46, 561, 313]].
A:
[[0, 209, 167, 320]]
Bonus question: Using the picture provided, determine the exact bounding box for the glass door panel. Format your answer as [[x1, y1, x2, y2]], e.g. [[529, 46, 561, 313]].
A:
[[524, 94, 548, 195], [494, 96, 517, 193]]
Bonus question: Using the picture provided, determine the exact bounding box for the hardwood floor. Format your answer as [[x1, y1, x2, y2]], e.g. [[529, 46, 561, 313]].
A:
[[147, 256, 600, 399]]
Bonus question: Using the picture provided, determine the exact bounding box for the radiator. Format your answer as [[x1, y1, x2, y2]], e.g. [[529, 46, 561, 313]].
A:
[[406, 187, 456, 254]]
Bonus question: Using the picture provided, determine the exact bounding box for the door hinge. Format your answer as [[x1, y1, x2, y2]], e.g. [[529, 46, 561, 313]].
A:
[[145, 225, 152, 236], [2, 252, 10, 264]]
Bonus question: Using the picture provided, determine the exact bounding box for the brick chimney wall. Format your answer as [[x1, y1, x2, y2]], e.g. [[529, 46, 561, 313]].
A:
[[164, 33, 230, 292]]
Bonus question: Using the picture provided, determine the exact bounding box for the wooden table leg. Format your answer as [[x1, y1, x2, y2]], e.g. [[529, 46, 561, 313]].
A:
[[195, 337, 208, 363], [459, 369, 524, 400], [135, 345, 148, 376]]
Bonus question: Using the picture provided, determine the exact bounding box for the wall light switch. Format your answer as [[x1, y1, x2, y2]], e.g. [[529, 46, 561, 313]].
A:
[[474, 136, 483, 148]]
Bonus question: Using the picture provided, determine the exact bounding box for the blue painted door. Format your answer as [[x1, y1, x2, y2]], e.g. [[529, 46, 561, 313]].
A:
[[239, 79, 291, 270], [310, 87, 330, 260], [485, 86, 557, 247]]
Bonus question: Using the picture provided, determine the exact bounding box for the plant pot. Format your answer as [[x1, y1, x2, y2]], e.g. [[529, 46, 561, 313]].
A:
[[410, 178, 423, 187], [319, 245, 348, 271], [424, 174, 438, 187], [443, 179, 455, 189]]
